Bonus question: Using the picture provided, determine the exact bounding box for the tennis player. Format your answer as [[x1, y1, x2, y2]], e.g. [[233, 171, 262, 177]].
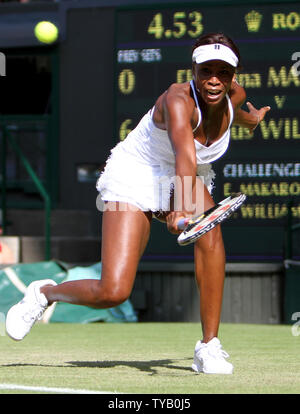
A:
[[6, 33, 270, 374]]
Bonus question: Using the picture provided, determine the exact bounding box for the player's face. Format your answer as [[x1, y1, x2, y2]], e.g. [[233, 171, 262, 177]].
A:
[[193, 60, 235, 105]]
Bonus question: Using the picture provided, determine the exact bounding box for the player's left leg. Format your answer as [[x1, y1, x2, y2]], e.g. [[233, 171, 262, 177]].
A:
[[192, 185, 233, 374], [193, 198, 225, 342]]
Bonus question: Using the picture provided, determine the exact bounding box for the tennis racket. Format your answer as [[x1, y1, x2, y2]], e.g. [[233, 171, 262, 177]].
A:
[[177, 192, 246, 246]]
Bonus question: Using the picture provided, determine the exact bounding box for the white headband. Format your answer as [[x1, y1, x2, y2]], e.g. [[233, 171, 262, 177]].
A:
[[192, 43, 238, 67]]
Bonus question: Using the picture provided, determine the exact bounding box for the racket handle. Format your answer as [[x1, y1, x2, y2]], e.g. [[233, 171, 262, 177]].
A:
[[177, 218, 189, 230]]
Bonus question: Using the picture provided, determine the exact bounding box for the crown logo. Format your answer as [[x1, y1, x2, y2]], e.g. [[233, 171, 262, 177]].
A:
[[245, 10, 263, 32]]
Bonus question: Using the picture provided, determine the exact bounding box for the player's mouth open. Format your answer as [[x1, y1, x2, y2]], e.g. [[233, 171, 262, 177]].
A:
[[207, 89, 222, 96], [204, 89, 223, 102]]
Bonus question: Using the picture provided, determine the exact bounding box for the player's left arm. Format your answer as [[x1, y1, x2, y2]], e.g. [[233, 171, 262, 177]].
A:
[[230, 78, 271, 132]]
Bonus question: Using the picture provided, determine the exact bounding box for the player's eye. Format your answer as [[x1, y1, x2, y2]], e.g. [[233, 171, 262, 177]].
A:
[[219, 68, 234, 77], [219, 69, 230, 75], [200, 67, 211, 75]]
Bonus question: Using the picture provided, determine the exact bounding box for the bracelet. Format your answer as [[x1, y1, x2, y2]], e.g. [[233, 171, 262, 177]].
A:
[[252, 114, 260, 131]]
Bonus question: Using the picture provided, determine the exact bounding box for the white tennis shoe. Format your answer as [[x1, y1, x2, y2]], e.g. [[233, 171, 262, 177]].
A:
[[192, 337, 234, 374], [5, 279, 57, 341]]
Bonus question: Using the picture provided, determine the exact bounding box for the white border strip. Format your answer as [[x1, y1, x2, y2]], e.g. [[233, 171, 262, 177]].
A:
[[3, 267, 27, 294], [42, 302, 57, 323], [0, 383, 116, 394]]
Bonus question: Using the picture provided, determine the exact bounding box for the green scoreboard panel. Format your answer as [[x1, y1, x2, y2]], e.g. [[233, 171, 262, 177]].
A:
[[115, 2, 300, 261]]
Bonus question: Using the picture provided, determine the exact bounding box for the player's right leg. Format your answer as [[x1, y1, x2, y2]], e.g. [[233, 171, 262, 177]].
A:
[[6, 202, 152, 340], [42, 202, 152, 308]]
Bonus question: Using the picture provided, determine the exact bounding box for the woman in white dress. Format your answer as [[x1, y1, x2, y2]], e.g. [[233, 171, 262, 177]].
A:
[[6, 32, 270, 374]]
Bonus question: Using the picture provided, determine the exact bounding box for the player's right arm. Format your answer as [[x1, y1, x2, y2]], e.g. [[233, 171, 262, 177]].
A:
[[162, 84, 197, 232]]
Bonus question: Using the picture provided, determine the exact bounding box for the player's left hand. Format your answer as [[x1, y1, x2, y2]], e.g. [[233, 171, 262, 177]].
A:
[[246, 101, 271, 132]]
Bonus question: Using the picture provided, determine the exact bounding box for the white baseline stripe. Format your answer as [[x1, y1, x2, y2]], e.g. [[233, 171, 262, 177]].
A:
[[0, 383, 117, 394]]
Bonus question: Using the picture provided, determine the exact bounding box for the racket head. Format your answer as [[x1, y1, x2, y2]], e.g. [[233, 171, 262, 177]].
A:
[[177, 193, 246, 246]]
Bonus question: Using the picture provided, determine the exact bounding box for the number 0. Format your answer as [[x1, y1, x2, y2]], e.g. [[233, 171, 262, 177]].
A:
[[118, 69, 135, 94]]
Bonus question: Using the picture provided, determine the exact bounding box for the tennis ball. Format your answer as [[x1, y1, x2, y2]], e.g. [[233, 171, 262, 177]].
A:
[[34, 21, 58, 44]]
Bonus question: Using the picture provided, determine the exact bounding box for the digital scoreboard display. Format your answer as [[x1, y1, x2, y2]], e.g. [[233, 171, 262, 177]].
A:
[[115, 2, 300, 261]]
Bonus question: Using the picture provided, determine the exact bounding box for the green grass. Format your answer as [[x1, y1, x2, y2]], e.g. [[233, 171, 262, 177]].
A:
[[0, 322, 299, 394]]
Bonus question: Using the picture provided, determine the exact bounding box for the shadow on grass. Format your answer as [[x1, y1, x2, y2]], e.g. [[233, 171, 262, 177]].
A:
[[68, 359, 193, 375], [2, 358, 193, 376]]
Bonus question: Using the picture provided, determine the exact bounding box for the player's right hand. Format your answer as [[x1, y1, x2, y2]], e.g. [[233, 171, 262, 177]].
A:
[[166, 211, 187, 234]]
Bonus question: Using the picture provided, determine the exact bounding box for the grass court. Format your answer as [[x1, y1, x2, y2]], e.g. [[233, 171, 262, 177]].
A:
[[0, 322, 299, 395]]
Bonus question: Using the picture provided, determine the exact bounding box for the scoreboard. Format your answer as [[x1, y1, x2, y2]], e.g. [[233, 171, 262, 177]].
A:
[[114, 2, 300, 261]]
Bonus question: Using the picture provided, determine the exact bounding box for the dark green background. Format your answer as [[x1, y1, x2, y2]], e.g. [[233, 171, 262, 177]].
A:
[[115, 3, 300, 261]]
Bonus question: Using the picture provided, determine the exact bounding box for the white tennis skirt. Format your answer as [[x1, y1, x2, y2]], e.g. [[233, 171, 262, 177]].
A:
[[96, 141, 215, 212]]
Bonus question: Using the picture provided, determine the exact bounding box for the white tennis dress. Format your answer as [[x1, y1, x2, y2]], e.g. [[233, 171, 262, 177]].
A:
[[96, 80, 234, 212]]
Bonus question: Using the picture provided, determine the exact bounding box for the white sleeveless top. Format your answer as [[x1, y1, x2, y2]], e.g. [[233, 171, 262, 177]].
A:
[[96, 80, 234, 211], [189, 80, 234, 163], [118, 80, 233, 167]]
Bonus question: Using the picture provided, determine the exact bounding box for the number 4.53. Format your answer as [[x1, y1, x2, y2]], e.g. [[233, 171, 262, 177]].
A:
[[147, 11, 203, 40]]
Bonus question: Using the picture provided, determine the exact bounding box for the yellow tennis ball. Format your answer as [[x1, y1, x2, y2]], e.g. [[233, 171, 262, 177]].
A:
[[34, 21, 58, 44]]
